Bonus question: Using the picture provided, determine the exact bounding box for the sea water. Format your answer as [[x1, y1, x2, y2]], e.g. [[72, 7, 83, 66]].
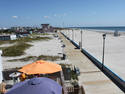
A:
[[80, 26, 125, 32]]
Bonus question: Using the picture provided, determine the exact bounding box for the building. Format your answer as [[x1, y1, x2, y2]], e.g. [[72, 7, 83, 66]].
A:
[[41, 24, 54, 32], [15, 31, 31, 38], [11, 26, 36, 32], [41, 24, 50, 32], [0, 35, 17, 40]]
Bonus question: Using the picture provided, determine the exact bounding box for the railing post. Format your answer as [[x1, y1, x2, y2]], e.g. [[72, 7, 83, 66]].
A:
[[60, 71, 68, 94]]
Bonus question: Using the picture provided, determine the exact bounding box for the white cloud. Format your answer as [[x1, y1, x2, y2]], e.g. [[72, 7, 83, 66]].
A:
[[12, 16, 18, 18], [43, 16, 49, 19]]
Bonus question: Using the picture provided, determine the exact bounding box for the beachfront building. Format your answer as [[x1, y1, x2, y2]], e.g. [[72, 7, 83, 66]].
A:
[[15, 31, 31, 38], [41, 24, 50, 32], [41, 24, 54, 32], [0, 50, 3, 83], [0, 35, 17, 40]]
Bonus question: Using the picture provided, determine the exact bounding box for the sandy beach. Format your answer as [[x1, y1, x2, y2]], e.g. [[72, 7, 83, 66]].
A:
[[1, 33, 69, 70], [62, 29, 125, 80]]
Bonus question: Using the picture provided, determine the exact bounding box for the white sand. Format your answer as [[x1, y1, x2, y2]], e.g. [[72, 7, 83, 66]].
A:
[[2, 33, 69, 70], [62, 29, 125, 80]]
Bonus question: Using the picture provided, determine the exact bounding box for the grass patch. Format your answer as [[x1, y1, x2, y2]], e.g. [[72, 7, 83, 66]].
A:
[[0, 36, 51, 45], [9, 36, 51, 43], [8, 55, 61, 62], [0, 36, 52, 56], [37, 55, 60, 61], [0, 35, 52, 56], [2, 42, 32, 56], [0, 40, 9, 45], [31, 33, 50, 36], [8, 56, 37, 62]]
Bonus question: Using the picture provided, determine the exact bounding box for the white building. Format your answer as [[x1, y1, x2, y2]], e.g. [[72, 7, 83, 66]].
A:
[[0, 35, 17, 40], [10, 35, 17, 40]]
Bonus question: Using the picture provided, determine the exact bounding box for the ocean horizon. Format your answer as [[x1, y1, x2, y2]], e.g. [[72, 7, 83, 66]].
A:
[[73, 26, 125, 32]]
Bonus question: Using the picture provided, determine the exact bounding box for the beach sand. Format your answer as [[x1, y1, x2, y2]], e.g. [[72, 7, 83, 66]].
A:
[[2, 33, 69, 70], [62, 29, 125, 80]]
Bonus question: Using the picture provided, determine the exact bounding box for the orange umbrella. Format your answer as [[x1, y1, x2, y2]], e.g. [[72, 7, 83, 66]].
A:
[[18, 60, 62, 75]]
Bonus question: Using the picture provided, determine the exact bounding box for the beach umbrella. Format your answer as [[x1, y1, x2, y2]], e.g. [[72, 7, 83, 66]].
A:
[[18, 60, 62, 75], [6, 77, 62, 94]]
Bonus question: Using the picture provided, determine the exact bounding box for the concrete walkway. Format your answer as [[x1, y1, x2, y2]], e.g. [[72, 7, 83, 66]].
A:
[[58, 32, 124, 94]]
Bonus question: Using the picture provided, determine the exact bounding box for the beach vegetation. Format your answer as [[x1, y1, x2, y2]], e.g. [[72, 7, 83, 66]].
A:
[[0, 36, 51, 45], [1, 42, 32, 56], [31, 33, 50, 36], [37, 55, 60, 61], [8, 56, 37, 62], [8, 55, 61, 62], [0, 35, 52, 56]]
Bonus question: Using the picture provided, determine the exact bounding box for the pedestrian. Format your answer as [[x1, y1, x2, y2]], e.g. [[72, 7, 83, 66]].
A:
[[0, 80, 7, 94]]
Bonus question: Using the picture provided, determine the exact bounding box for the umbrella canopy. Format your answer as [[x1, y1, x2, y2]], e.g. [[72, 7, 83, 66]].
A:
[[18, 60, 62, 74], [6, 77, 62, 94]]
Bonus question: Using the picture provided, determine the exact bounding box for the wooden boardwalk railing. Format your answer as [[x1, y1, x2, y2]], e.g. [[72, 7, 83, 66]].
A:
[[60, 71, 85, 94], [60, 71, 68, 94]]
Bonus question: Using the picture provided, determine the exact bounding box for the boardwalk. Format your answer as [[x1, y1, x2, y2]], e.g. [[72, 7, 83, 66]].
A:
[[58, 32, 124, 94]]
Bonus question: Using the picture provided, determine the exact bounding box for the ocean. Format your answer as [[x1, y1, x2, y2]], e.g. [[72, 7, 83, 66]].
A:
[[76, 26, 125, 32]]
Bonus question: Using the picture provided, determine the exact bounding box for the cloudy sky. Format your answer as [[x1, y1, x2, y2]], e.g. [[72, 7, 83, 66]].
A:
[[0, 0, 125, 28]]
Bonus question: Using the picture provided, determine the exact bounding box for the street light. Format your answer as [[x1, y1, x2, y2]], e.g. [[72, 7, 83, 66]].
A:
[[102, 33, 106, 70]]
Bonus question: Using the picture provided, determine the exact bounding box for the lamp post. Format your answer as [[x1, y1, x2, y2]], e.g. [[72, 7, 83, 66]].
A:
[[102, 33, 106, 70]]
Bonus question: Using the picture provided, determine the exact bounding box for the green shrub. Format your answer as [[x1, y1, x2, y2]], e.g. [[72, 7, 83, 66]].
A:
[[0, 36, 51, 45], [8, 55, 61, 62], [37, 55, 60, 61], [2, 42, 32, 56]]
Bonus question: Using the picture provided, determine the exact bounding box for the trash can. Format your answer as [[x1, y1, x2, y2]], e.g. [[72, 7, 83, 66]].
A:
[[63, 68, 71, 80]]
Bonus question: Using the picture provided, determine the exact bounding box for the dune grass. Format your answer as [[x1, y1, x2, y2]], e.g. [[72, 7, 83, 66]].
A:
[[2, 42, 32, 56], [0, 35, 52, 56], [8, 36, 51, 43], [37, 55, 60, 61], [8, 56, 37, 62], [31, 33, 50, 36], [0, 36, 51, 45], [8, 55, 61, 62]]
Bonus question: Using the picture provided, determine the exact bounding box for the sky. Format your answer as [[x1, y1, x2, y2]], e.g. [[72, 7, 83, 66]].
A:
[[0, 0, 125, 28]]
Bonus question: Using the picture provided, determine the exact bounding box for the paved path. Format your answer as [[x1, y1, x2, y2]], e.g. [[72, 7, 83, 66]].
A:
[[58, 32, 124, 94]]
